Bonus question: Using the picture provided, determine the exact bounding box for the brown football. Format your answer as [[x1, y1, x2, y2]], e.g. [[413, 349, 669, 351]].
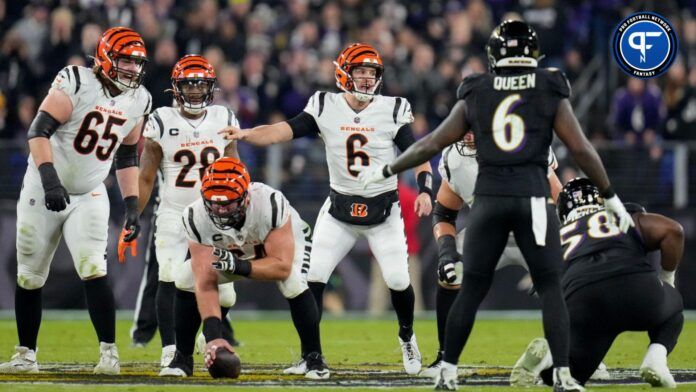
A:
[[208, 348, 241, 379]]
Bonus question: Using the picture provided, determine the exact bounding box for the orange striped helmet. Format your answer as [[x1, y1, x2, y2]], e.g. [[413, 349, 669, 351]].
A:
[[171, 55, 217, 114], [334, 43, 384, 101], [201, 157, 251, 229], [94, 27, 148, 90]]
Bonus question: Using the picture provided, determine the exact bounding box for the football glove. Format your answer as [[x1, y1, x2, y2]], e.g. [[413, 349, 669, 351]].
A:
[[117, 229, 137, 263], [437, 235, 460, 285], [122, 196, 140, 242], [604, 194, 634, 233], [38, 162, 70, 212], [212, 248, 237, 272], [350, 164, 391, 189]]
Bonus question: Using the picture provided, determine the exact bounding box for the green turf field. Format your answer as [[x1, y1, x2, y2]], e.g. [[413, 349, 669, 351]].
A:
[[0, 314, 695, 391]]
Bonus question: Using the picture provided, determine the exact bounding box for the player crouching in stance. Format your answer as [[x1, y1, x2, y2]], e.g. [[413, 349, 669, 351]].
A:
[[511, 178, 684, 389], [161, 157, 329, 379], [0, 27, 151, 375]]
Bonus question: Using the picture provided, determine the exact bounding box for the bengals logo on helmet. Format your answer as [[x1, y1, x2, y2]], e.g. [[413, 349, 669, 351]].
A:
[[201, 157, 250, 202], [334, 43, 384, 99], [350, 203, 368, 218], [94, 27, 148, 90], [171, 55, 217, 114]]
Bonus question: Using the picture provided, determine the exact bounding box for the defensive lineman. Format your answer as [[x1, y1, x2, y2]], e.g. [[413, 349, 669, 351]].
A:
[[221, 43, 433, 375], [1, 27, 151, 374]]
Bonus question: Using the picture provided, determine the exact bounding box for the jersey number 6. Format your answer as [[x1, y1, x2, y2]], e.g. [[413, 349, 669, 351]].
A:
[[346, 133, 370, 177], [492, 94, 525, 152]]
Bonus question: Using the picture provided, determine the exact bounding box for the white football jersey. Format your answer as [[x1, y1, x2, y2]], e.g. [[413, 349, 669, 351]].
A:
[[25, 65, 152, 194], [143, 105, 238, 211], [183, 182, 303, 259], [303, 92, 414, 197], [439, 145, 558, 206]]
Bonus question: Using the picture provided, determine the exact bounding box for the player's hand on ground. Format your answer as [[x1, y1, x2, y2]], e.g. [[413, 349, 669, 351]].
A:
[[414, 192, 432, 217], [204, 338, 235, 368], [604, 195, 634, 233], [218, 126, 248, 141], [212, 247, 237, 272], [117, 229, 137, 263], [350, 164, 387, 189]]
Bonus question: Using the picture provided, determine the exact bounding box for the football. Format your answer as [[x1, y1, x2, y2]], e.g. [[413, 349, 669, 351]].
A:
[[208, 348, 242, 379]]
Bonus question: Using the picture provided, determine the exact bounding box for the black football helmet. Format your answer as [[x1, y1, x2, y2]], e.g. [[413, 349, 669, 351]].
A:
[[557, 178, 603, 223], [486, 20, 541, 73]]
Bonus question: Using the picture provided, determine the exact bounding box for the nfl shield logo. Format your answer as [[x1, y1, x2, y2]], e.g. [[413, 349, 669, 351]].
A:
[[29, 199, 35, 206], [354, 117, 361, 124], [193, 131, 200, 138]]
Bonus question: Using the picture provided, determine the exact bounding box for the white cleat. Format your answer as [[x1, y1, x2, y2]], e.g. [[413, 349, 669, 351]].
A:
[[510, 337, 552, 387], [304, 352, 330, 380], [399, 334, 422, 375], [590, 361, 611, 381], [640, 344, 676, 388], [420, 351, 444, 378], [194, 332, 206, 355], [434, 362, 458, 390], [160, 344, 176, 368], [283, 358, 307, 375], [553, 367, 585, 392], [93, 342, 120, 375], [0, 346, 39, 373]]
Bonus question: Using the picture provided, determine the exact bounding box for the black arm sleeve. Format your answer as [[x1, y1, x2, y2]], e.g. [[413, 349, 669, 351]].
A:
[[27, 111, 62, 140], [393, 125, 417, 152], [287, 112, 320, 139], [114, 143, 139, 170]]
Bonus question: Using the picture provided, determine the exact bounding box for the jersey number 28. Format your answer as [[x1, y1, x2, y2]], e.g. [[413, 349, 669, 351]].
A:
[[174, 147, 220, 187]]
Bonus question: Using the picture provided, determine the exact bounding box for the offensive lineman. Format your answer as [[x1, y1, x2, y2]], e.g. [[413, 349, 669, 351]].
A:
[[118, 55, 240, 369], [220, 43, 433, 375], [0, 27, 151, 374], [355, 20, 633, 391], [164, 157, 328, 379]]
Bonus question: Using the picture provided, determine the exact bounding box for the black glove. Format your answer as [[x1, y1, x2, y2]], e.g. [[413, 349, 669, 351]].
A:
[[122, 196, 140, 242], [437, 235, 460, 285], [38, 163, 70, 212]]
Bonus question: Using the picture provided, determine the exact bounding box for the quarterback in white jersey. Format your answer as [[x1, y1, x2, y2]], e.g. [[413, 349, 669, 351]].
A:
[[1, 27, 151, 376], [162, 158, 328, 379], [121, 55, 239, 370], [219, 43, 433, 375]]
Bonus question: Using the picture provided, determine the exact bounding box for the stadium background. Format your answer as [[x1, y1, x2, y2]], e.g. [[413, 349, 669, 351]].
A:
[[0, 0, 694, 313]]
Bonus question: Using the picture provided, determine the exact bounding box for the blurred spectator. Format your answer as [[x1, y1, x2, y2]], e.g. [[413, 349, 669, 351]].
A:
[[611, 78, 664, 149], [663, 58, 696, 141], [143, 39, 178, 110]]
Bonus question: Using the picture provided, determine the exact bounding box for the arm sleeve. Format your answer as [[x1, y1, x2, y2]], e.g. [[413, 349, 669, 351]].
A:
[[287, 111, 321, 139], [50, 66, 82, 108], [393, 124, 417, 152]]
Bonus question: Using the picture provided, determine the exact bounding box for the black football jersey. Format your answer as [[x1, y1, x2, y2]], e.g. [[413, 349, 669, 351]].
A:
[[457, 68, 570, 197], [559, 208, 654, 297]]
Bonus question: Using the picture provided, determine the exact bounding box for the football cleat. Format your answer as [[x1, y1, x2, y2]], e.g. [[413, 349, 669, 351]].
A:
[[420, 350, 444, 378], [93, 342, 120, 375], [304, 351, 330, 380], [640, 345, 676, 388], [399, 334, 422, 375], [161, 344, 176, 368], [283, 357, 307, 375], [553, 367, 585, 392], [159, 351, 193, 377], [590, 361, 611, 381], [434, 363, 458, 390], [510, 337, 552, 386], [0, 346, 39, 373]]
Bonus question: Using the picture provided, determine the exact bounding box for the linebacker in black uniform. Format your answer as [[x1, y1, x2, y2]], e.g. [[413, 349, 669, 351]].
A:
[[510, 178, 684, 388], [355, 20, 633, 392]]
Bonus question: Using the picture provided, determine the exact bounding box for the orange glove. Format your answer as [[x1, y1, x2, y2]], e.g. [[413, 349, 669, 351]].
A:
[[117, 229, 137, 263]]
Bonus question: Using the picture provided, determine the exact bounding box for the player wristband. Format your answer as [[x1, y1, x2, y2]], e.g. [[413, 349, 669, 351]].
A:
[[203, 317, 223, 342], [600, 186, 615, 199], [417, 172, 433, 198], [234, 259, 252, 277], [382, 165, 393, 178]]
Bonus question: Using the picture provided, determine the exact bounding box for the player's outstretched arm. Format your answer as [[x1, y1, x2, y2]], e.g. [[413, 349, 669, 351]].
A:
[[137, 138, 163, 214], [218, 121, 294, 146], [634, 212, 684, 286]]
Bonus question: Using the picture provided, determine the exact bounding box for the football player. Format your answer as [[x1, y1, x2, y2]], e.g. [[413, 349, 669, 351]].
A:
[[162, 157, 328, 379], [510, 178, 684, 388], [119, 55, 240, 369], [219, 43, 433, 375], [0, 27, 152, 375], [354, 20, 633, 391]]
